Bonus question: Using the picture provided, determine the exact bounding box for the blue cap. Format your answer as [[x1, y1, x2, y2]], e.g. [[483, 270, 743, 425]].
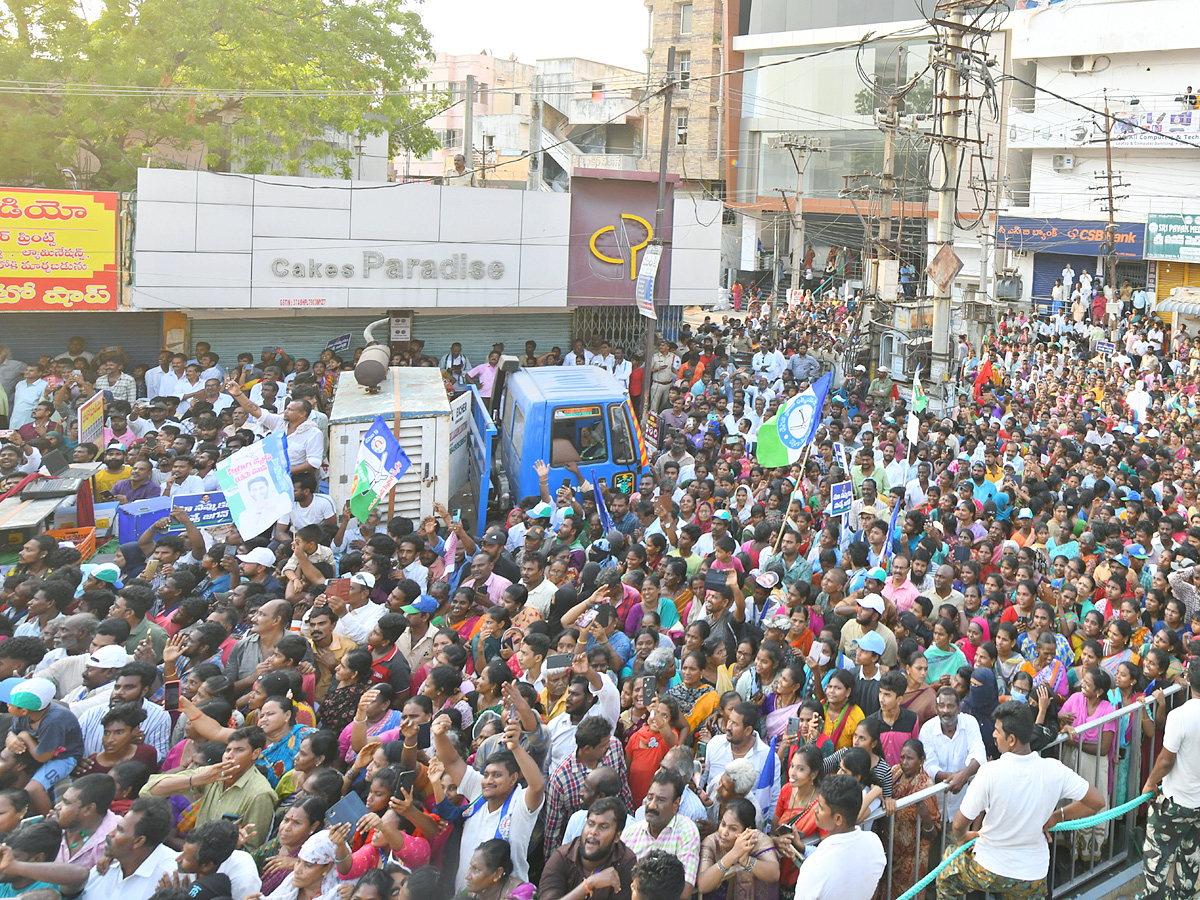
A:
[[856, 631, 886, 656], [1125, 490, 1142, 502], [1113, 554, 1131, 568], [0, 677, 23, 705], [1126, 544, 1148, 560], [401, 595, 439, 615]]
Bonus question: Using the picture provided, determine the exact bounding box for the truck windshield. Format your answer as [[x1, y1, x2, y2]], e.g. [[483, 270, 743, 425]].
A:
[[549, 406, 608, 466]]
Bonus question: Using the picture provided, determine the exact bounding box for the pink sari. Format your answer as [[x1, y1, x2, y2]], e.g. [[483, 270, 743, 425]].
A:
[[957, 616, 991, 666]]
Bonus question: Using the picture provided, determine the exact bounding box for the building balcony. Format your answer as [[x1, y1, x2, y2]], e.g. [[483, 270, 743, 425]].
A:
[[569, 152, 641, 171]]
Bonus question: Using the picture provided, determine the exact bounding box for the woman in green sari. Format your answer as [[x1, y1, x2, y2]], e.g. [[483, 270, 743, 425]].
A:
[[924, 617, 969, 685]]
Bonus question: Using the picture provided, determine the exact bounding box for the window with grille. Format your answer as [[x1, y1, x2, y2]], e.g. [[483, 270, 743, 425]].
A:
[[677, 51, 691, 90], [675, 109, 688, 147]]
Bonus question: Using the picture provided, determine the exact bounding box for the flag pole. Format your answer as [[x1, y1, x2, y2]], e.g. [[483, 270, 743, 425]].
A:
[[388, 366, 402, 520], [771, 442, 813, 555]]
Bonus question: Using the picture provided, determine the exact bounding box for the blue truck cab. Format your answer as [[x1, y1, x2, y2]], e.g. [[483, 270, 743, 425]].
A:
[[497, 367, 649, 504]]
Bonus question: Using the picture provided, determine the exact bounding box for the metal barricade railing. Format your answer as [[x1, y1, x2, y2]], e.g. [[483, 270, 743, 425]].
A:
[[845, 682, 1185, 900]]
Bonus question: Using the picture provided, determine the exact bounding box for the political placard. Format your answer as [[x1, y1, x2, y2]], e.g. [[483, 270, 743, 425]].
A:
[[645, 411, 660, 456], [832, 441, 851, 473], [215, 432, 293, 539], [830, 480, 854, 517], [78, 391, 105, 445], [166, 492, 233, 531], [1096, 341, 1116, 355], [326, 333, 352, 353], [634, 243, 662, 320]]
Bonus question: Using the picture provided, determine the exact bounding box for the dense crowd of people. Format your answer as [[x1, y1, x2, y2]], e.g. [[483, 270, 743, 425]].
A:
[[0, 283, 1197, 900]]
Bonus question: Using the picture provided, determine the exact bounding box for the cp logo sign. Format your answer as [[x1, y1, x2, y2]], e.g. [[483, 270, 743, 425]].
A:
[[589, 214, 654, 280]]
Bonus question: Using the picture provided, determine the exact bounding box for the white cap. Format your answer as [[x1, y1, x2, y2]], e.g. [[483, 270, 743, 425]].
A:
[[87, 645, 129, 669], [858, 593, 885, 613], [237, 547, 277, 568]]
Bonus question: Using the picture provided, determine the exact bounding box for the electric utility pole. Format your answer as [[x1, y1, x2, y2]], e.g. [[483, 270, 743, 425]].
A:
[[463, 74, 476, 185], [768, 134, 821, 306], [1093, 90, 1130, 294], [640, 46, 676, 424]]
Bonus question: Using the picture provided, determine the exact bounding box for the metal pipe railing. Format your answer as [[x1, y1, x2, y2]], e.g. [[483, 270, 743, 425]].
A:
[[837, 681, 1186, 899]]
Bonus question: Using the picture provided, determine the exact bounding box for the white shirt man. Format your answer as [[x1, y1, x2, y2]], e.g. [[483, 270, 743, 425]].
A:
[[545, 676, 620, 775], [1159, 690, 1200, 808], [81, 839, 178, 900], [280, 492, 337, 530], [703, 729, 782, 814], [751, 347, 785, 382], [884, 456, 911, 491], [1062, 264, 1075, 291], [145, 362, 172, 399], [956, 739, 1091, 884], [904, 475, 929, 509], [248, 379, 285, 407], [218, 848, 263, 900], [402, 559, 429, 593], [611, 357, 633, 388], [456, 764, 543, 891], [920, 706, 987, 820], [254, 408, 324, 472], [167, 472, 205, 498]]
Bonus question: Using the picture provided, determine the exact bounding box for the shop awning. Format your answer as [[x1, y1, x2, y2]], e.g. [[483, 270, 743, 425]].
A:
[[1156, 296, 1200, 316]]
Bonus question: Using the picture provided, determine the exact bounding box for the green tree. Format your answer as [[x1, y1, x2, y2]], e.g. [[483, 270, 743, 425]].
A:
[[0, 0, 442, 190]]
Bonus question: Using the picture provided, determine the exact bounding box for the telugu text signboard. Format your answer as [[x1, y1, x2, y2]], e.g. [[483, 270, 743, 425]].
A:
[[0, 189, 120, 311], [1146, 213, 1200, 262], [830, 480, 854, 517]]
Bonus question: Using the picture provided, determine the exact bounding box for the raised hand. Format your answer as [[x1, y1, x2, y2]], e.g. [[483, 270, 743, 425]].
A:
[[162, 632, 186, 667], [352, 741, 382, 773]]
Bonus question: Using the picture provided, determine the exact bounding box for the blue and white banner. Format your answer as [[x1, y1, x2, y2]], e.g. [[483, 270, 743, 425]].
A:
[[830, 480, 854, 517], [166, 492, 233, 532]]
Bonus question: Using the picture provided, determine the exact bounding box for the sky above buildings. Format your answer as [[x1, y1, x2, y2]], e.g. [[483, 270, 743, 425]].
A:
[[418, 0, 650, 73]]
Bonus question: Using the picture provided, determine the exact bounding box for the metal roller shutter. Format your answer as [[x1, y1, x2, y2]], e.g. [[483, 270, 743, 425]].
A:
[[1155, 260, 1197, 302], [0, 312, 164, 367], [192, 312, 575, 368], [1032, 253, 1092, 313], [413, 312, 574, 364], [192, 316, 383, 366]]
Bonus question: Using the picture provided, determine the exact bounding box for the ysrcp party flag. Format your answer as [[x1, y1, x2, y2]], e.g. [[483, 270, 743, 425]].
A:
[[215, 432, 293, 539], [350, 417, 412, 523], [907, 366, 927, 445], [778, 372, 831, 450]]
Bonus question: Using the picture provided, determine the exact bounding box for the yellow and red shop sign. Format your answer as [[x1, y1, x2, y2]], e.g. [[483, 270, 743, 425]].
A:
[[0, 188, 120, 311]]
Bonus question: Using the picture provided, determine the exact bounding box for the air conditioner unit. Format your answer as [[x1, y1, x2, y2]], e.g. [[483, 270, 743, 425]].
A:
[[1069, 55, 1089, 73], [1052, 154, 1077, 172]]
